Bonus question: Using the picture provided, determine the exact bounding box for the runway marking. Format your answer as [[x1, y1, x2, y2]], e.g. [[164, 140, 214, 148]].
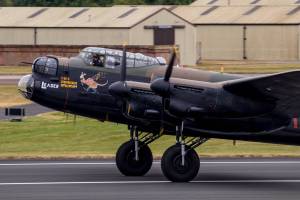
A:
[[1, 161, 300, 166], [0, 162, 116, 166], [1, 180, 300, 186], [201, 161, 300, 164]]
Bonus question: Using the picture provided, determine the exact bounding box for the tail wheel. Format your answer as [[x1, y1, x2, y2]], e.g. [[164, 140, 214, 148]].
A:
[[161, 144, 199, 182], [116, 140, 153, 176]]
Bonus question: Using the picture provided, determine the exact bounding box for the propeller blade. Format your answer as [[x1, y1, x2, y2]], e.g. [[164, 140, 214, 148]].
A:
[[164, 49, 176, 82], [120, 45, 127, 82], [109, 44, 128, 97], [151, 48, 177, 96], [20, 62, 33, 65]]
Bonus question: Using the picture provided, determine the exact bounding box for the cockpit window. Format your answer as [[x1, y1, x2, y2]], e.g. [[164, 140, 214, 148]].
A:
[[91, 53, 105, 67], [45, 58, 58, 75], [106, 55, 120, 69], [33, 57, 58, 76], [79, 47, 166, 69], [34, 57, 47, 74]]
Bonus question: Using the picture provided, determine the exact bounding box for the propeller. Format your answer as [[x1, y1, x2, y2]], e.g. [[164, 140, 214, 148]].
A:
[[150, 47, 179, 129], [120, 45, 127, 82], [108, 44, 149, 119], [109, 46, 178, 126], [19, 62, 33, 65], [152, 47, 207, 120], [150, 47, 177, 97], [164, 50, 176, 82], [108, 45, 129, 98]]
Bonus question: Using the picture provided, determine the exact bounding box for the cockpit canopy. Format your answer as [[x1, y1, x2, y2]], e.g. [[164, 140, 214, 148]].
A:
[[79, 47, 166, 68]]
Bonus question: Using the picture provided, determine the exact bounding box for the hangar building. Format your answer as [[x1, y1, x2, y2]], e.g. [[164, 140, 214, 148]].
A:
[[0, 6, 194, 65], [173, 4, 300, 62], [1, 2, 300, 65]]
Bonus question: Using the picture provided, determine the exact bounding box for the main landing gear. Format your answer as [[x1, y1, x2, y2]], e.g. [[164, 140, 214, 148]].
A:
[[161, 122, 208, 182], [115, 123, 208, 182], [116, 125, 161, 176]]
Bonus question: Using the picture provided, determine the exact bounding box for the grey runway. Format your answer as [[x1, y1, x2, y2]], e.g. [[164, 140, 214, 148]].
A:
[[0, 158, 300, 200], [0, 75, 53, 120], [0, 75, 22, 85], [0, 103, 53, 120]]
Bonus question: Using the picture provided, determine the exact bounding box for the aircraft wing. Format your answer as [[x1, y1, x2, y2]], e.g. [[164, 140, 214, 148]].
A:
[[223, 70, 300, 114]]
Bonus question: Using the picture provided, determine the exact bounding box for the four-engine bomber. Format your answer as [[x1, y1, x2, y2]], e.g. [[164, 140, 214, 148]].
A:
[[18, 47, 300, 182]]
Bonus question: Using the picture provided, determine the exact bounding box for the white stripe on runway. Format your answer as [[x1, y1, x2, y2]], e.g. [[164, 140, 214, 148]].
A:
[[0, 162, 116, 166], [201, 161, 300, 164], [1, 180, 300, 186], [1, 161, 300, 166]]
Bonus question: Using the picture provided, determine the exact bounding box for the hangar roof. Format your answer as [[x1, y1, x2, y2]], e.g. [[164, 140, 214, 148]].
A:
[[0, 6, 168, 28], [190, 0, 300, 6], [2, 5, 300, 27], [172, 5, 300, 24]]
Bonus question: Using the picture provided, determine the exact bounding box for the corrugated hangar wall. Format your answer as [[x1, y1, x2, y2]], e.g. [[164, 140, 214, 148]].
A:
[[0, 28, 35, 45], [0, 8, 196, 65], [195, 25, 300, 61], [130, 9, 196, 65], [196, 25, 244, 60], [246, 25, 299, 60], [1, 25, 300, 63], [0, 27, 130, 46], [2, 6, 300, 64], [36, 28, 130, 45], [0, 45, 172, 66]]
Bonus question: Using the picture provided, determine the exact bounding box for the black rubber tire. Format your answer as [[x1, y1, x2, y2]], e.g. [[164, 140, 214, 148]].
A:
[[116, 140, 153, 176], [161, 144, 200, 182]]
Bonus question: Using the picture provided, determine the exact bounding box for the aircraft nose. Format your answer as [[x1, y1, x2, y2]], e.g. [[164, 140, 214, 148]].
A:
[[18, 74, 34, 99]]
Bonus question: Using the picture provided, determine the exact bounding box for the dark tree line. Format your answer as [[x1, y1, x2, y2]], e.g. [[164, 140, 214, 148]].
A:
[[0, 0, 194, 6]]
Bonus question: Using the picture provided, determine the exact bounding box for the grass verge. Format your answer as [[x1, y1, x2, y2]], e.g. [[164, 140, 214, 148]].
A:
[[0, 85, 30, 108], [0, 66, 32, 75], [0, 112, 300, 159], [196, 63, 300, 74]]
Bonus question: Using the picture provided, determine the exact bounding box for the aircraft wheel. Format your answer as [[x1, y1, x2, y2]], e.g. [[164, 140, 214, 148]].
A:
[[161, 144, 199, 182], [116, 140, 153, 176]]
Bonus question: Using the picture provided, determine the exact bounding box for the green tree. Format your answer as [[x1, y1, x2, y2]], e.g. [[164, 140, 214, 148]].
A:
[[157, 0, 194, 4], [113, 0, 145, 5], [0, 0, 14, 6], [144, 0, 157, 4], [95, 0, 114, 6]]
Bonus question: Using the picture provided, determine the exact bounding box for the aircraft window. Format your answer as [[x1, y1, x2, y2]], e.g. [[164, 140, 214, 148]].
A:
[[80, 52, 106, 67], [33, 57, 58, 76], [45, 58, 58, 75], [34, 57, 47, 74], [80, 47, 166, 68], [129, 54, 134, 59], [100, 49, 106, 54], [106, 49, 113, 55], [127, 58, 134, 68], [105, 55, 120, 69], [80, 52, 92, 64], [91, 54, 105, 67]]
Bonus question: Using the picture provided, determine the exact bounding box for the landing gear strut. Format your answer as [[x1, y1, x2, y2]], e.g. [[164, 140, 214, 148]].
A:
[[116, 126, 161, 176], [161, 122, 208, 182]]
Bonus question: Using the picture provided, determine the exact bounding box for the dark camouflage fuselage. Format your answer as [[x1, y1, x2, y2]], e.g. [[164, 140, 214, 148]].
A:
[[19, 54, 300, 146]]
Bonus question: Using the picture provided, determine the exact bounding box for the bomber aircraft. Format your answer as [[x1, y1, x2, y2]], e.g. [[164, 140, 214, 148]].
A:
[[18, 46, 300, 182]]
